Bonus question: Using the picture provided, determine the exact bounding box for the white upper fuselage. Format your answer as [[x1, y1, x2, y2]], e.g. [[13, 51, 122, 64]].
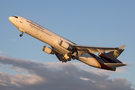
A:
[[9, 16, 76, 55]]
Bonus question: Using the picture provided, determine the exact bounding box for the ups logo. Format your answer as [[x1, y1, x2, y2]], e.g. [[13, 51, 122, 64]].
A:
[[113, 50, 119, 58]]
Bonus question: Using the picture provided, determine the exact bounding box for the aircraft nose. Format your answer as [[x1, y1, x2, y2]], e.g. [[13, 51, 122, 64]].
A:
[[9, 16, 17, 26], [9, 16, 13, 22]]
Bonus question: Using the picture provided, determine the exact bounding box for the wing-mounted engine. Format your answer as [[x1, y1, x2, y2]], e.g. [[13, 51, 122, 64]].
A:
[[43, 45, 72, 62], [42, 46, 54, 54], [58, 40, 73, 51]]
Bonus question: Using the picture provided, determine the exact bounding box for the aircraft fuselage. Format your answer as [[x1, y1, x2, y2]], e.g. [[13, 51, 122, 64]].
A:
[[9, 16, 75, 55], [9, 16, 126, 71]]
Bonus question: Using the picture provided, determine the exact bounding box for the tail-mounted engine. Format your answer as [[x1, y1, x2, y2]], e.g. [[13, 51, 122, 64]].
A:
[[42, 46, 54, 54]]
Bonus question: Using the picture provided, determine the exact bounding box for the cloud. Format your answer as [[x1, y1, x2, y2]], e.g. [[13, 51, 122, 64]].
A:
[[0, 51, 5, 54], [0, 56, 134, 90]]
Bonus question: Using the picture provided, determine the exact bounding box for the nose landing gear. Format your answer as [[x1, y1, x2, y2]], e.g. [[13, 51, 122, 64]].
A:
[[18, 28, 25, 37], [19, 31, 24, 37]]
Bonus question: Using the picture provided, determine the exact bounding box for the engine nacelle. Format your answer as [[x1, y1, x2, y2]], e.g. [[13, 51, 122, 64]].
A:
[[59, 40, 72, 50], [42, 46, 54, 54]]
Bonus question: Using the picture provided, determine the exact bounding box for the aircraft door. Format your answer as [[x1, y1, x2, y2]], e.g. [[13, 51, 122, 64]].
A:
[[20, 18, 23, 27]]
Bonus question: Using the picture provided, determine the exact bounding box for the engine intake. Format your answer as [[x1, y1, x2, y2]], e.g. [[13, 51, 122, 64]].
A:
[[42, 46, 54, 54]]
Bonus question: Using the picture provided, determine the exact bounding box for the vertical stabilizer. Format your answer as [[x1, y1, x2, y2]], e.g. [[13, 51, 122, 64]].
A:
[[107, 45, 126, 59], [99, 45, 126, 63]]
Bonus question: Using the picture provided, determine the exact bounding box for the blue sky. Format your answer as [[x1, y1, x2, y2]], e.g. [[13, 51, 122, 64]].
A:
[[0, 0, 135, 90]]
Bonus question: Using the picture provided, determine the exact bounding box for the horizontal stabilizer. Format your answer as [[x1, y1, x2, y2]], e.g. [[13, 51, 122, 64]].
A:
[[104, 63, 126, 68]]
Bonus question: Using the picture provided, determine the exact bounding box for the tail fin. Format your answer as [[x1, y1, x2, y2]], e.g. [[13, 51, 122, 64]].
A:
[[99, 45, 126, 63], [107, 45, 126, 58]]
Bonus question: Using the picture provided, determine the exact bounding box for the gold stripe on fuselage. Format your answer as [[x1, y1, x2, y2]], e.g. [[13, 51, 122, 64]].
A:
[[88, 54, 101, 68]]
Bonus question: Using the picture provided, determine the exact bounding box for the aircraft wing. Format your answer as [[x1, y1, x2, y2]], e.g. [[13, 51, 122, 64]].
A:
[[72, 45, 126, 53]]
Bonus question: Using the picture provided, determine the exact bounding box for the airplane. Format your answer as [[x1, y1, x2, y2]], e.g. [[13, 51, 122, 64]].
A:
[[9, 15, 126, 71]]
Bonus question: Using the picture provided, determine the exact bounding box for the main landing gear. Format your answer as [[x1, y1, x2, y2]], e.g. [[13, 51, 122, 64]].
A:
[[19, 31, 24, 37]]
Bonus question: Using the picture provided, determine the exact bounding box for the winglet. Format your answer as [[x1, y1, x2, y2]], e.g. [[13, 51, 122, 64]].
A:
[[119, 45, 126, 50]]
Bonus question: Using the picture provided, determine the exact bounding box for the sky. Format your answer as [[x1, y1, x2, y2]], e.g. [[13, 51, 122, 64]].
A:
[[0, 0, 135, 90]]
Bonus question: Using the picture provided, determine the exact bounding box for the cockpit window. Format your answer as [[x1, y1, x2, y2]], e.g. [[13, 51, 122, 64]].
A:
[[13, 16, 18, 18]]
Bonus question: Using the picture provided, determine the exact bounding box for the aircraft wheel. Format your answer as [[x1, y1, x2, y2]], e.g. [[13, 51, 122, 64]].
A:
[[19, 34, 23, 37]]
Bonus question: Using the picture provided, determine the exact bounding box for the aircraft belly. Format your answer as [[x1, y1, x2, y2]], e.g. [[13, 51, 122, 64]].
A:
[[78, 54, 99, 68]]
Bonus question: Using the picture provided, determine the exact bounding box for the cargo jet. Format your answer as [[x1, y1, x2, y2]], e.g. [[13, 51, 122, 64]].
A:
[[9, 16, 126, 71]]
